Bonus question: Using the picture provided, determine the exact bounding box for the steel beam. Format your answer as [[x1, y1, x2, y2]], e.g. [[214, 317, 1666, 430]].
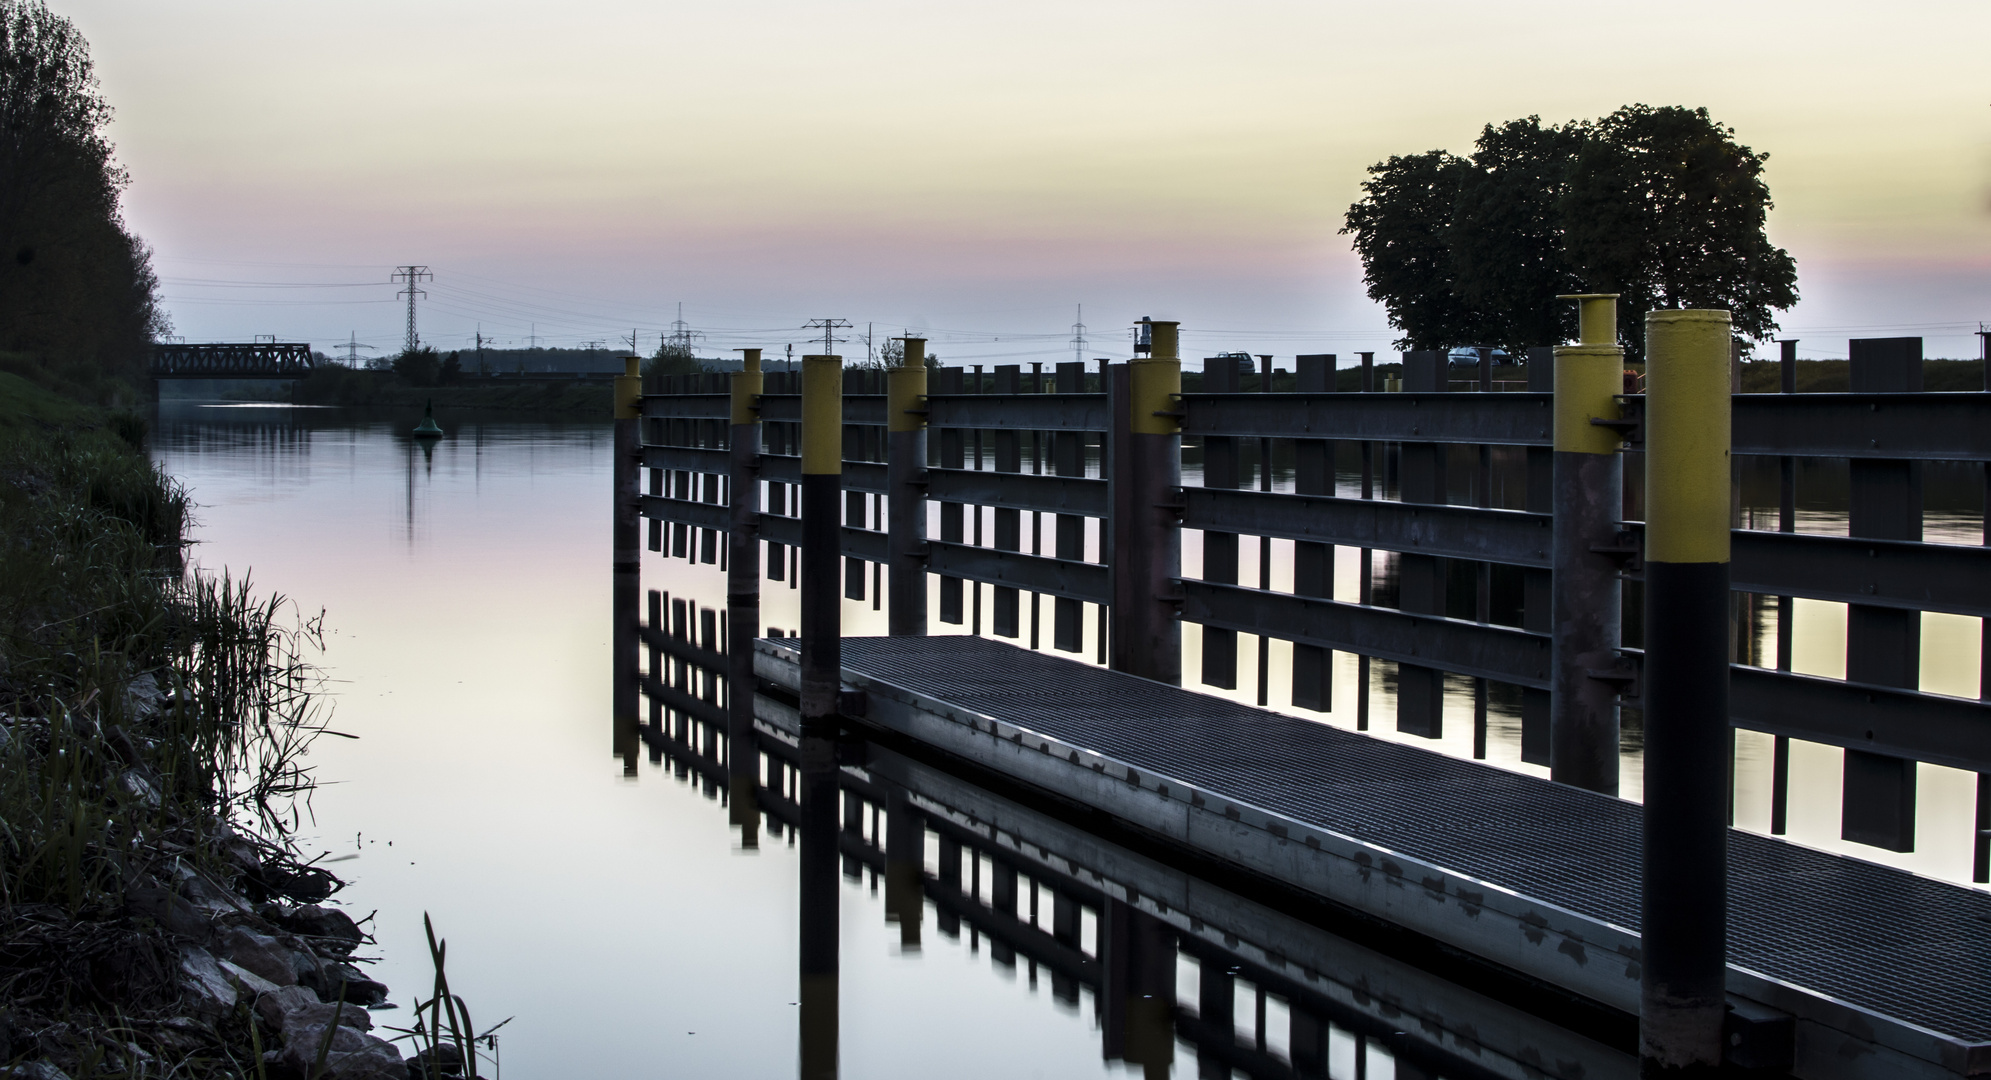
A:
[[1183, 488, 1552, 567], [1182, 391, 1555, 445], [1180, 580, 1551, 689], [927, 541, 1110, 605]]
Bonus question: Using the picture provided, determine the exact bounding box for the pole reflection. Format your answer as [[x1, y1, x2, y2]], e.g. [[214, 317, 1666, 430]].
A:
[[627, 678, 1636, 1080]]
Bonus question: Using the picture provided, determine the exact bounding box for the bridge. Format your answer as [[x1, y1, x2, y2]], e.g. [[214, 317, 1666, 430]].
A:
[[149, 342, 315, 379]]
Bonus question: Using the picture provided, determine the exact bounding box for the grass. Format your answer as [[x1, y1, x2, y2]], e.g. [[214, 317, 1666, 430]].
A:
[[0, 374, 341, 1076]]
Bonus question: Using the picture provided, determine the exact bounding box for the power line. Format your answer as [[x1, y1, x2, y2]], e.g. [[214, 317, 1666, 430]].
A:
[[390, 265, 432, 352], [804, 318, 853, 358]]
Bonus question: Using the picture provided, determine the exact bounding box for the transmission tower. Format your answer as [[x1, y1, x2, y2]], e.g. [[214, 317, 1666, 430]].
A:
[[340, 331, 373, 367], [668, 302, 704, 356], [804, 317, 853, 358], [391, 266, 431, 352], [1069, 304, 1088, 366]]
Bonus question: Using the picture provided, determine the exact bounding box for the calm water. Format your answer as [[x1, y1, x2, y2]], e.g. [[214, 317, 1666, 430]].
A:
[[152, 403, 1982, 1077]]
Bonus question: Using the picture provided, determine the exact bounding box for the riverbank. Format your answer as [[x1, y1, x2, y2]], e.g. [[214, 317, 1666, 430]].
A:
[[245, 367, 610, 411], [0, 373, 426, 1079]]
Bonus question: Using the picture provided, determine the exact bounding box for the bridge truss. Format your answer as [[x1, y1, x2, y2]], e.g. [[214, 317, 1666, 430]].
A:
[[150, 342, 315, 379]]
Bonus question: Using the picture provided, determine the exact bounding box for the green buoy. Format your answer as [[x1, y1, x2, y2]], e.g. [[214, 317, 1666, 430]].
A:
[[413, 399, 443, 438]]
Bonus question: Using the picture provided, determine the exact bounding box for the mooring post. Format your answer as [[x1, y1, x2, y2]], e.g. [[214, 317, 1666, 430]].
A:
[[1640, 308, 1732, 1077], [1108, 320, 1183, 685], [887, 338, 929, 636], [1551, 295, 1626, 794], [613, 355, 642, 770], [796, 352, 842, 1080], [726, 348, 764, 845]]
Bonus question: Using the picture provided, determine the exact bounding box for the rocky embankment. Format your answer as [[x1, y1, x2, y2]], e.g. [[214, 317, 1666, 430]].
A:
[[1, 675, 415, 1080]]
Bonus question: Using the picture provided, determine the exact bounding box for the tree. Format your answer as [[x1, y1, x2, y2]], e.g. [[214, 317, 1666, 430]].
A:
[[391, 345, 441, 387], [1342, 105, 1796, 360], [0, 0, 166, 396], [644, 340, 699, 378]]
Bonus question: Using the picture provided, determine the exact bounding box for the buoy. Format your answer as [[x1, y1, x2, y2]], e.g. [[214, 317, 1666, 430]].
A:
[[413, 398, 443, 438]]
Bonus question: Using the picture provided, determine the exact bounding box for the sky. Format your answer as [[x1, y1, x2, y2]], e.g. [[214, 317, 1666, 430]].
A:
[[70, 0, 1991, 366]]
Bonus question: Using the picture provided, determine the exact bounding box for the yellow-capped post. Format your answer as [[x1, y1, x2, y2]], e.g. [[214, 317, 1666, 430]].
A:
[[1551, 294, 1626, 795], [726, 348, 764, 845], [886, 338, 929, 636], [1108, 318, 1183, 685], [796, 352, 843, 1080], [1640, 309, 1733, 1077]]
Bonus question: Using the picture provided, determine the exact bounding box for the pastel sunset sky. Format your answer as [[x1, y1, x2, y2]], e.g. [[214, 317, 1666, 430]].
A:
[[77, 0, 1991, 365]]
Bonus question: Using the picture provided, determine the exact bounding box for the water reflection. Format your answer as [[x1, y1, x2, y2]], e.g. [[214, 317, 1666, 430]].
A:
[[631, 630, 1634, 1079]]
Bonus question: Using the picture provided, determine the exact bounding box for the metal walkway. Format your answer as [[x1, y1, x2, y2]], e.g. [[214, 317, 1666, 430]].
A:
[[763, 635, 1991, 1078]]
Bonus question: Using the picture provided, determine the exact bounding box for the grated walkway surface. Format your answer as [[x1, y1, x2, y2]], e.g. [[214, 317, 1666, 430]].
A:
[[835, 635, 1991, 1043]]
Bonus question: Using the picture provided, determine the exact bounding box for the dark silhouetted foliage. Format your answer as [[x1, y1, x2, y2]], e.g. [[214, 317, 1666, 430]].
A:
[[392, 345, 442, 387], [0, 0, 166, 399], [1343, 106, 1797, 361]]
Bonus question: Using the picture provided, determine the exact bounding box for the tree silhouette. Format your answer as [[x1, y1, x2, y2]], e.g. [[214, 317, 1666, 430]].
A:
[[0, 0, 167, 396], [1343, 106, 1797, 361]]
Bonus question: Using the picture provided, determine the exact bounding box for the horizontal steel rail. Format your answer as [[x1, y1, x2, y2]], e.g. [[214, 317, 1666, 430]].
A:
[[1182, 392, 1555, 445], [1184, 488, 1552, 568], [756, 514, 889, 564], [639, 671, 728, 728], [640, 445, 730, 475], [926, 542, 1110, 605], [639, 494, 729, 532], [1732, 530, 1991, 618], [640, 393, 730, 420], [1615, 650, 1991, 776], [928, 468, 1108, 517], [754, 393, 887, 426], [1618, 393, 1991, 461], [638, 622, 726, 672], [1181, 580, 1550, 689], [925, 393, 1110, 431], [1733, 666, 1991, 776]]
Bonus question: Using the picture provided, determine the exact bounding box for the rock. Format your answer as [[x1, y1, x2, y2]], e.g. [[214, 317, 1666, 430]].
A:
[[118, 770, 161, 808], [219, 958, 286, 1000], [126, 883, 210, 939], [271, 1023, 406, 1080], [254, 985, 372, 1035], [2, 1062, 75, 1080], [301, 962, 390, 1008], [177, 946, 238, 1018], [272, 905, 365, 956], [215, 827, 262, 875], [124, 672, 165, 719], [258, 987, 403, 1080], [216, 926, 300, 987]]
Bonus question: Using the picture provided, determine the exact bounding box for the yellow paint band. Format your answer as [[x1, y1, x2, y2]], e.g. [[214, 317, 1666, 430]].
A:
[[1644, 310, 1732, 564], [1553, 342, 1624, 455], [801, 355, 843, 475], [613, 355, 643, 418], [1131, 320, 1181, 436], [887, 361, 926, 432]]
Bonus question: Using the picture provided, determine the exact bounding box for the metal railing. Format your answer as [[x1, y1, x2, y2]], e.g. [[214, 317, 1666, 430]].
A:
[[629, 340, 1991, 874]]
